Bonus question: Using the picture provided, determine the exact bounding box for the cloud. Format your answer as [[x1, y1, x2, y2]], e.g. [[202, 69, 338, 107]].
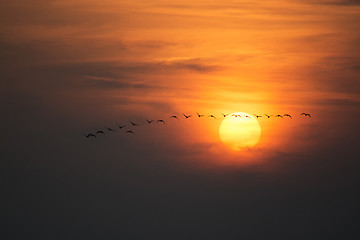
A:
[[308, 56, 360, 93], [130, 40, 179, 50], [317, 56, 360, 71], [316, 98, 360, 108], [170, 59, 220, 72], [304, 0, 360, 5], [84, 76, 156, 90]]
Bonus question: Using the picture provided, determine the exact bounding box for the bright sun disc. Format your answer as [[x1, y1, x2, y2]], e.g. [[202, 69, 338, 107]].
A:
[[219, 112, 261, 151]]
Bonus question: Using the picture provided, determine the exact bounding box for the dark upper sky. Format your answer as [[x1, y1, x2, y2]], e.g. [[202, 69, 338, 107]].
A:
[[1, 0, 360, 239]]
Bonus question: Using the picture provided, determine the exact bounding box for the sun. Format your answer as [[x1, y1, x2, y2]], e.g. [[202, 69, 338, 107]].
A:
[[219, 112, 261, 151]]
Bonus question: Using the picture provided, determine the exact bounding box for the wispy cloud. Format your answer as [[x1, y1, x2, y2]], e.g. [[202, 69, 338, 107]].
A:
[[84, 76, 156, 90]]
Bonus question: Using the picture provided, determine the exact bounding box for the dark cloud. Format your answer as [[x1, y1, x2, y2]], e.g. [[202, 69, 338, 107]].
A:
[[0, 38, 219, 96], [315, 98, 360, 108], [130, 40, 178, 50], [305, 0, 360, 5], [307, 56, 360, 93], [0, 0, 126, 29], [0, 39, 127, 70], [85, 77, 156, 90], [317, 56, 360, 71], [106, 59, 220, 74], [171, 60, 219, 72]]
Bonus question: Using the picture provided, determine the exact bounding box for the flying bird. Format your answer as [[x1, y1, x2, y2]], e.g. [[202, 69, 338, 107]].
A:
[[126, 130, 135, 134], [245, 115, 251, 119], [300, 113, 311, 118], [183, 113, 192, 119], [208, 115, 216, 119], [105, 127, 115, 131], [146, 119, 154, 124], [157, 120, 165, 124], [221, 113, 229, 117], [232, 114, 241, 117], [117, 124, 126, 129], [275, 115, 283, 118], [196, 112, 204, 117], [130, 121, 139, 126], [253, 114, 262, 118], [264, 114, 272, 118], [96, 130, 104, 134], [283, 114, 292, 119], [83, 133, 96, 138], [170, 115, 178, 119]]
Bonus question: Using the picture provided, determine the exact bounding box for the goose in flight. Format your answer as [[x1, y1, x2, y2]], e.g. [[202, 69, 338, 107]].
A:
[[117, 124, 126, 129], [275, 115, 283, 118], [196, 112, 204, 117], [300, 113, 311, 118], [264, 114, 272, 118], [232, 114, 241, 117], [146, 119, 154, 124], [157, 120, 165, 124], [170, 115, 178, 119], [253, 114, 262, 118], [183, 113, 192, 119], [245, 115, 251, 119], [283, 114, 292, 119], [83, 133, 96, 138], [208, 115, 216, 119], [105, 127, 115, 131], [96, 130, 105, 134], [221, 113, 229, 117], [126, 130, 135, 134], [130, 121, 139, 126]]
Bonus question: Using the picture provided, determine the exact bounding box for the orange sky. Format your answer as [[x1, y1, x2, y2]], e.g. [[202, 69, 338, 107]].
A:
[[1, 0, 359, 168]]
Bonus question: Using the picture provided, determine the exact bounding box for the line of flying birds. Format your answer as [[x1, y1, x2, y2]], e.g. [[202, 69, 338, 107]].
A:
[[83, 112, 311, 138]]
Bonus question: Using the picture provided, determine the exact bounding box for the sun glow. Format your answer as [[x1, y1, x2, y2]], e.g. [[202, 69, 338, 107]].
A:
[[219, 112, 261, 151]]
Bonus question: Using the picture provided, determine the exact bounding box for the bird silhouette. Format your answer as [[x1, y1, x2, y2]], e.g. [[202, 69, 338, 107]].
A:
[[300, 113, 311, 118], [96, 130, 105, 135], [157, 120, 165, 124], [283, 114, 292, 119], [196, 112, 204, 117], [126, 130, 135, 134], [130, 121, 139, 126], [253, 114, 262, 118], [83, 133, 96, 138], [264, 114, 272, 118], [105, 127, 115, 131], [275, 115, 283, 118], [232, 114, 241, 117], [208, 115, 216, 119], [170, 115, 178, 119], [183, 113, 192, 119], [245, 115, 251, 119], [221, 113, 229, 117], [117, 124, 126, 129], [146, 119, 154, 124]]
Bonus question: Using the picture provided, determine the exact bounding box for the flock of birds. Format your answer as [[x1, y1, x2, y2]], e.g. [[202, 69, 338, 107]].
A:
[[83, 112, 311, 138]]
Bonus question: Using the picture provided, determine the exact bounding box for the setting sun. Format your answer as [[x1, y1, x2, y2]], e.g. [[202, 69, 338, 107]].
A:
[[219, 112, 261, 151]]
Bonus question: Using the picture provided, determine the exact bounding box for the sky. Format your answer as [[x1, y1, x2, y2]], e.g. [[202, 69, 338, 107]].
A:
[[1, 0, 360, 239]]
